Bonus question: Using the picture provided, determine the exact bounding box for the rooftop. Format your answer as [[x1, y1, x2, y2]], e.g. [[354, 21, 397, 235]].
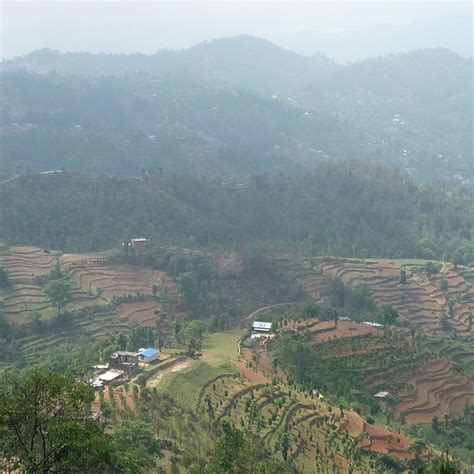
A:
[[98, 369, 124, 382], [138, 348, 159, 358], [111, 351, 137, 358], [363, 321, 384, 328], [252, 321, 272, 330]]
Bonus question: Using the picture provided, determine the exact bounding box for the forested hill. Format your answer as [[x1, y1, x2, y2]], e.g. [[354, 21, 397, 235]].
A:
[[297, 49, 473, 181], [1, 38, 471, 186], [0, 161, 472, 265], [0, 71, 377, 177], [1, 36, 337, 94]]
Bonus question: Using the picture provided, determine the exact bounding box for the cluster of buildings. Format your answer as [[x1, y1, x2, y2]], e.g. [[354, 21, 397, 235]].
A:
[[122, 238, 149, 256], [90, 347, 159, 389], [250, 321, 273, 339]]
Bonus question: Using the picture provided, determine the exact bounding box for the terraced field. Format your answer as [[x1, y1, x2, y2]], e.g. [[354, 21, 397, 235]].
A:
[[0, 246, 59, 283], [297, 324, 474, 426], [308, 320, 381, 343], [116, 300, 159, 325], [0, 246, 109, 323], [71, 264, 174, 300], [0, 246, 184, 367], [60, 252, 109, 267], [395, 358, 474, 424], [0, 247, 58, 321], [91, 384, 138, 419], [17, 305, 128, 365], [2, 283, 49, 316], [197, 373, 412, 472], [304, 258, 474, 335]]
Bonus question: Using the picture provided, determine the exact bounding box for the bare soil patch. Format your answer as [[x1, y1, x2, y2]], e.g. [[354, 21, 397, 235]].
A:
[[147, 359, 192, 388], [309, 320, 381, 343], [231, 360, 270, 384], [395, 358, 474, 423]]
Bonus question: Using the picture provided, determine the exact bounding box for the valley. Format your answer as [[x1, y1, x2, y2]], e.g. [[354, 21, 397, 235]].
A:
[[1, 241, 473, 471], [0, 25, 472, 473]]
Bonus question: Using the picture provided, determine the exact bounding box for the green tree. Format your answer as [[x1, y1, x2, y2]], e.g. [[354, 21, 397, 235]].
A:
[[300, 300, 320, 318], [0, 267, 9, 288], [408, 438, 426, 458], [431, 415, 440, 434], [48, 260, 64, 281], [382, 305, 399, 325], [425, 262, 441, 276], [0, 306, 10, 340], [45, 278, 73, 315], [399, 268, 407, 285], [172, 319, 182, 347], [0, 368, 125, 473], [137, 374, 147, 389], [207, 419, 250, 472], [27, 310, 43, 331], [281, 432, 289, 461], [111, 421, 162, 470], [415, 450, 461, 473], [184, 320, 205, 348], [192, 419, 292, 473], [177, 272, 199, 308], [440, 312, 449, 331], [127, 325, 155, 351]]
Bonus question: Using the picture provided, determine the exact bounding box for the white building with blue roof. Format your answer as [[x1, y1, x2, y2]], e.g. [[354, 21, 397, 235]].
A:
[[137, 347, 160, 364]]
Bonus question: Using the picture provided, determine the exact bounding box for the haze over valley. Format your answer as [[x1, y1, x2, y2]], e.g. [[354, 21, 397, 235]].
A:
[[1, 3, 473, 473]]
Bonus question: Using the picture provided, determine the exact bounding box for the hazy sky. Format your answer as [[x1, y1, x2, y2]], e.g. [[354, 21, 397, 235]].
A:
[[1, 1, 471, 59]]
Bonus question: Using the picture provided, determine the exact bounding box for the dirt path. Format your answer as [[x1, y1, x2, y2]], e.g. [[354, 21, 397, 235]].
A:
[[231, 360, 270, 384], [146, 360, 192, 388], [0, 174, 19, 186], [243, 302, 296, 321]]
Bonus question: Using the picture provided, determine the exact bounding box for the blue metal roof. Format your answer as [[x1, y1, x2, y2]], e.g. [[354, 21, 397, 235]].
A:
[[138, 348, 159, 358]]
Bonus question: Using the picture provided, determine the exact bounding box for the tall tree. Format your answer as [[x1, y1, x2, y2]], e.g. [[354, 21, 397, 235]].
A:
[[0, 368, 122, 472], [45, 279, 73, 315], [0, 267, 9, 288]]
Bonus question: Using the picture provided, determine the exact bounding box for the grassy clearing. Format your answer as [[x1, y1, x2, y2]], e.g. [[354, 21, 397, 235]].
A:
[[159, 359, 238, 410], [159, 330, 243, 409], [201, 329, 245, 366]]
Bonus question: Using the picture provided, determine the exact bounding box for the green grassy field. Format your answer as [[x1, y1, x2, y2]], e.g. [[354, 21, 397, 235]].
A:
[[201, 329, 245, 366], [158, 330, 244, 409], [159, 360, 238, 410]]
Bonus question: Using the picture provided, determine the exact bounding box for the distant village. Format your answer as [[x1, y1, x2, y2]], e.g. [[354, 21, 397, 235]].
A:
[[90, 347, 160, 388]]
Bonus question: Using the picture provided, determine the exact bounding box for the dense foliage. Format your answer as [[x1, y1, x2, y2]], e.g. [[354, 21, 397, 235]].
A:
[[1, 40, 471, 185], [0, 368, 162, 472], [408, 407, 474, 465], [188, 419, 294, 473], [299, 49, 472, 183], [1, 162, 472, 264], [274, 332, 430, 416]]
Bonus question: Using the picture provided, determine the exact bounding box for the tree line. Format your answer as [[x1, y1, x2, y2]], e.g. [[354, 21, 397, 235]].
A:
[[1, 161, 472, 264]]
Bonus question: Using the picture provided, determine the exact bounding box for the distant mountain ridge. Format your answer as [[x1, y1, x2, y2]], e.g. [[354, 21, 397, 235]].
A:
[[1, 36, 472, 186], [2, 36, 337, 95], [271, 14, 473, 62]]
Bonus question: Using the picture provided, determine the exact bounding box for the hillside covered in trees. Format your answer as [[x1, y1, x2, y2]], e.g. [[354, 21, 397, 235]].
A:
[[1, 25, 473, 474], [0, 161, 472, 264], [1, 37, 471, 186]]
